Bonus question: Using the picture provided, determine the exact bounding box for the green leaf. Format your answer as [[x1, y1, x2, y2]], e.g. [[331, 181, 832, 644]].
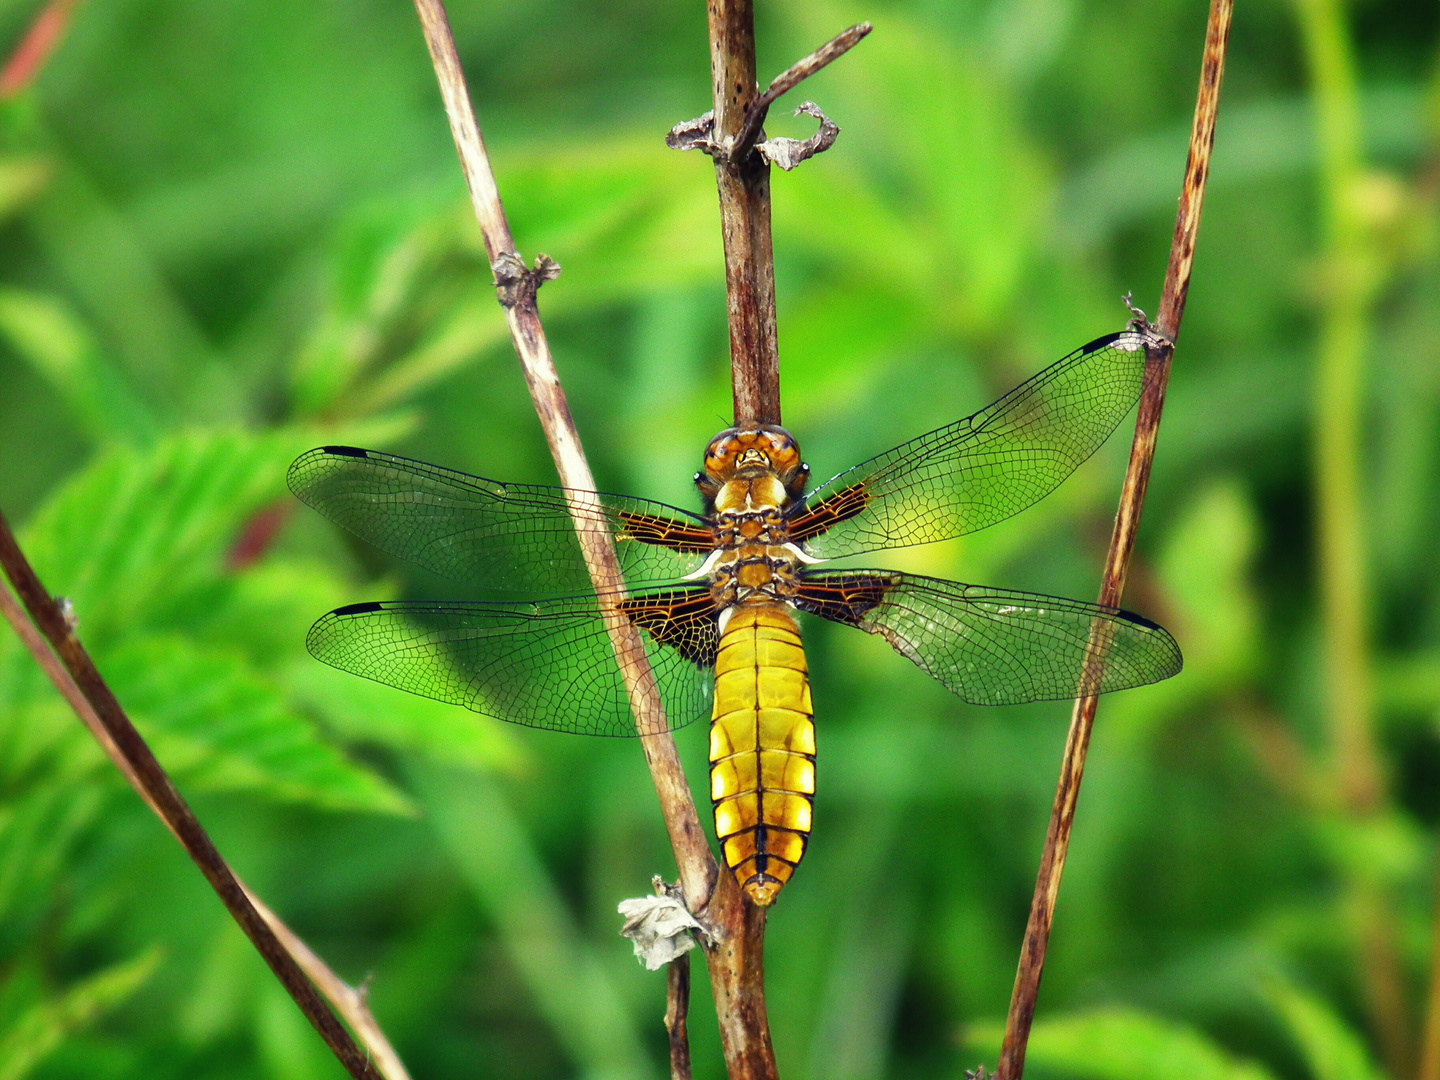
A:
[[0, 949, 160, 1080], [26, 162, 240, 425], [1263, 976, 1386, 1080], [408, 761, 651, 1080], [20, 430, 321, 644], [0, 771, 109, 932], [0, 155, 49, 224], [966, 1008, 1277, 1080], [1156, 479, 1261, 692], [0, 287, 157, 445], [104, 635, 412, 815]]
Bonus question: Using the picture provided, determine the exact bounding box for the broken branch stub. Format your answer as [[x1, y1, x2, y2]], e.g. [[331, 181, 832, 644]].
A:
[[732, 21, 871, 159], [492, 252, 561, 309], [665, 20, 868, 170]]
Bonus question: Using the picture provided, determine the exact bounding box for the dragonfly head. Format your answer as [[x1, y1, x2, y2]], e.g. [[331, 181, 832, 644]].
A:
[[697, 424, 809, 505]]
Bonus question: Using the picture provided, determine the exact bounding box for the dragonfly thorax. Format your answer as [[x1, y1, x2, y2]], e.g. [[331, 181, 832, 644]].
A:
[[699, 425, 811, 613], [708, 501, 804, 612]]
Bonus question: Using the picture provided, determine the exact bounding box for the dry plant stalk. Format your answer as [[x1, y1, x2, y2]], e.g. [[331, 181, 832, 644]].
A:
[[704, 6, 867, 424], [409, 1, 781, 1076], [995, 1, 1234, 1075], [666, 952, 694, 1080], [708, 0, 779, 425], [0, 581, 412, 1079], [410, 2, 869, 1076], [0, 523, 387, 1080]]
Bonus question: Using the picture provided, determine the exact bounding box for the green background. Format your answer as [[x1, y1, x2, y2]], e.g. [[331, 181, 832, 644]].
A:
[[1, 0, 1438, 1077]]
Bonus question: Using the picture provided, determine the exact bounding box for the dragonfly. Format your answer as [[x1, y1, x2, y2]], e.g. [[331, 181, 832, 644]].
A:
[[288, 328, 1182, 906]]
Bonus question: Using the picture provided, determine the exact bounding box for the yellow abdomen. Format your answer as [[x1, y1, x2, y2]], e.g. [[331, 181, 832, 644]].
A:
[[709, 603, 815, 906]]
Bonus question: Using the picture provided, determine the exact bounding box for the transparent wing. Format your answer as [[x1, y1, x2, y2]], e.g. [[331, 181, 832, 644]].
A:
[[791, 331, 1152, 557], [288, 446, 714, 594], [305, 588, 719, 737], [794, 570, 1182, 705]]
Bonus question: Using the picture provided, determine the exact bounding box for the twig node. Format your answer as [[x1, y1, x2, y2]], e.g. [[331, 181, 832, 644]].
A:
[[491, 252, 562, 309]]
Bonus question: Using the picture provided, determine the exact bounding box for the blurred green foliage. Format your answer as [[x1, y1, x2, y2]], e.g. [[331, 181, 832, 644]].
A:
[[0, 0, 1438, 1077]]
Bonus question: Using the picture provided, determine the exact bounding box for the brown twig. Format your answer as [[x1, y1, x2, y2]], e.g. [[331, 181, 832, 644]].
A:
[[3, 576, 411, 1077], [665, 17, 868, 426], [708, 0, 778, 427], [409, 0, 711, 906], [731, 23, 872, 160], [666, 951, 694, 1080], [1419, 857, 1440, 1080], [0, 0, 82, 99], [0, 521, 383, 1080], [245, 890, 413, 1080], [409, 4, 780, 1079], [994, 2, 1233, 1077]]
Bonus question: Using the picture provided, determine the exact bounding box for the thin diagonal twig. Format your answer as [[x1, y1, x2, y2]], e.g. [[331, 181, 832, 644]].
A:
[[0, 0, 82, 98], [408, 0, 712, 907], [731, 23, 872, 160], [0, 521, 384, 1080], [0, 584, 411, 1079], [994, 2, 1234, 1076]]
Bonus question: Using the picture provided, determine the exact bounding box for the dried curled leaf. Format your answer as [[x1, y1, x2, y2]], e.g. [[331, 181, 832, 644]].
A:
[[755, 102, 839, 171], [665, 111, 717, 154], [617, 894, 705, 971]]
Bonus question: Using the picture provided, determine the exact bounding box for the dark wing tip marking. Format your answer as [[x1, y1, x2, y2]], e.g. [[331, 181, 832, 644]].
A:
[[286, 445, 709, 593], [795, 329, 1150, 556], [1077, 331, 1126, 356], [806, 571, 1184, 704], [287, 446, 370, 499], [303, 596, 714, 738], [1140, 617, 1184, 676]]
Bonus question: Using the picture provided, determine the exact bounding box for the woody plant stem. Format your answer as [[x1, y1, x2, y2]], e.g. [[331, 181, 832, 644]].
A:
[[0, 582, 412, 1079], [995, 1, 1234, 1076], [0, 526, 387, 1080], [409, 2, 794, 1078]]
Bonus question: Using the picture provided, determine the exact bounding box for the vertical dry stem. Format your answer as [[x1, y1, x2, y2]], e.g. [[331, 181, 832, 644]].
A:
[[994, 2, 1233, 1076], [667, 952, 694, 1080], [409, 4, 778, 1078], [0, 523, 383, 1080], [709, 0, 781, 426], [1420, 855, 1440, 1080]]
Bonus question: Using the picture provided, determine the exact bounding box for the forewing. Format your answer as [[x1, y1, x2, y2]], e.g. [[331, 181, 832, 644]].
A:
[[306, 588, 718, 737], [794, 571, 1181, 705], [288, 447, 714, 593], [792, 331, 1152, 557]]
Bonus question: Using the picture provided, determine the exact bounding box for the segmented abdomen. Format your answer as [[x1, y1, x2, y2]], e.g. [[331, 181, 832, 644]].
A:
[[708, 603, 815, 906]]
